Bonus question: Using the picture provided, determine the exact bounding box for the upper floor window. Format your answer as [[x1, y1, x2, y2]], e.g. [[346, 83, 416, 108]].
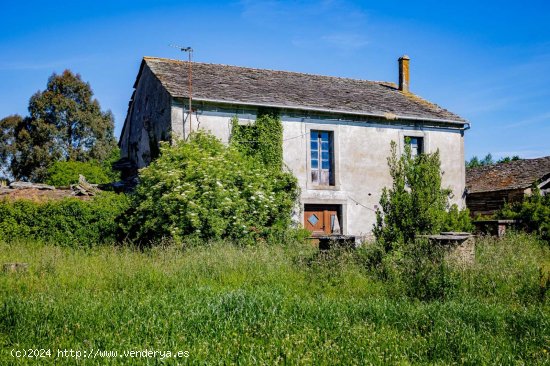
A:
[[310, 131, 334, 185], [405, 136, 424, 157]]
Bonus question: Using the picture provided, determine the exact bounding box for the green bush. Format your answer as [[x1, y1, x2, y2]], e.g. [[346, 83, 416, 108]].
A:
[[124, 131, 299, 245], [46, 161, 111, 186], [374, 141, 472, 250], [0, 192, 129, 246], [497, 187, 550, 243], [442, 204, 475, 232], [45, 148, 120, 186]]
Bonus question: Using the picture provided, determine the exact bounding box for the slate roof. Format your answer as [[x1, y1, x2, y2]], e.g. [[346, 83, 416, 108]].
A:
[[466, 156, 550, 193], [140, 57, 466, 124]]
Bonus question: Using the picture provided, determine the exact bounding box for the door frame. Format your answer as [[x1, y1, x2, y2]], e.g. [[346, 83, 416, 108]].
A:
[[302, 201, 347, 235]]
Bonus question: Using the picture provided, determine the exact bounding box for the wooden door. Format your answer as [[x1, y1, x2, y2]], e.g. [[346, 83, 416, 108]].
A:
[[304, 205, 341, 236]]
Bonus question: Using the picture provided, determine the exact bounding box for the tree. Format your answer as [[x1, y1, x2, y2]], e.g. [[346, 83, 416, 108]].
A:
[[374, 141, 471, 249], [0, 70, 117, 182], [466, 153, 520, 168], [497, 155, 521, 164]]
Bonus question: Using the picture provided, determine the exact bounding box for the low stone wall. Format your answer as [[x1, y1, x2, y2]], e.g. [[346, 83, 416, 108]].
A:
[[418, 233, 475, 265]]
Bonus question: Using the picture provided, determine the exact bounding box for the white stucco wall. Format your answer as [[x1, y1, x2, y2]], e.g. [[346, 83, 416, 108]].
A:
[[171, 101, 466, 238]]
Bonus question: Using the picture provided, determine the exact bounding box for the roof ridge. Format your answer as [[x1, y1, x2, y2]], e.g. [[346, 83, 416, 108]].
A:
[[143, 56, 394, 87]]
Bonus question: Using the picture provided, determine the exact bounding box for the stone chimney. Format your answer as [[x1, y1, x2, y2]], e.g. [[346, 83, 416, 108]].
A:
[[398, 55, 410, 92]]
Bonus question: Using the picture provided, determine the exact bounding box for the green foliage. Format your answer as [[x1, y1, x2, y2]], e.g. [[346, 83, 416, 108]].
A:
[[45, 147, 120, 186], [0, 70, 117, 182], [498, 155, 521, 164], [230, 108, 283, 169], [383, 239, 457, 301], [124, 131, 298, 245], [1, 236, 548, 364], [372, 142, 473, 300], [497, 187, 550, 243], [374, 141, 471, 249], [46, 161, 110, 186], [453, 232, 550, 303], [442, 204, 475, 232], [466, 153, 520, 168], [0, 193, 129, 246]]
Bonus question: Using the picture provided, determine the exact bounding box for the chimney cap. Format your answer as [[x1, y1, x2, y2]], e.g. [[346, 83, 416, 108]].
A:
[[399, 55, 410, 60]]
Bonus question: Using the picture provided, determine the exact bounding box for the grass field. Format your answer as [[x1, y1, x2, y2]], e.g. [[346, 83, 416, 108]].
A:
[[1, 233, 549, 365]]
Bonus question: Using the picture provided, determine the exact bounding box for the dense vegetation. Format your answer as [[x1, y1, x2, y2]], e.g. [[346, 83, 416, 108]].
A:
[[45, 153, 120, 187], [0, 193, 129, 246], [0, 70, 117, 182], [124, 131, 299, 245], [230, 109, 283, 168], [498, 187, 550, 243], [374, 142, 472, 248], [1, 233, 548, 364]]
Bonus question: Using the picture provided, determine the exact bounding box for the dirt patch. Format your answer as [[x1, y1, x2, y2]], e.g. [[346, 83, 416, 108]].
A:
[[0, 188, 91, 202]]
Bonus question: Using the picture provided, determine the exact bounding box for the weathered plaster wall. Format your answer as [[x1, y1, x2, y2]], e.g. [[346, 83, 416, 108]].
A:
[[282, 119, 465, 237], [170, 101, 466, 237], [120, 65, 172, 168]]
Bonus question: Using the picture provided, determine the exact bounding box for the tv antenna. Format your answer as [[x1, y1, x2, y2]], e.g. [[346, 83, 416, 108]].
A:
[[170, 45, 193, 137]]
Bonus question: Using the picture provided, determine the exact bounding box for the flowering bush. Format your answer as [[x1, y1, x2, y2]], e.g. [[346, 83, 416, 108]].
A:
[[124, 131, 299, 245]]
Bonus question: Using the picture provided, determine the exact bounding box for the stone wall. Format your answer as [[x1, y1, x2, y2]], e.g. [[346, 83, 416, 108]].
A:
[[119, 65, 173, 169]]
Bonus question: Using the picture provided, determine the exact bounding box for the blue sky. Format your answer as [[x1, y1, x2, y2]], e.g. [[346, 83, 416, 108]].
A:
[[1, 0, 549, 159]]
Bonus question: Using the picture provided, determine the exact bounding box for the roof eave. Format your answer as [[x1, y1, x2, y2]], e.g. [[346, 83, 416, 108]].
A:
[[179, 96, 469, 128]]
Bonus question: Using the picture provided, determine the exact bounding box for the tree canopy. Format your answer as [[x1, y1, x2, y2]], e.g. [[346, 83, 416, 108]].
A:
[[0, 70, 117, 182], [466, 153, 520, 169]]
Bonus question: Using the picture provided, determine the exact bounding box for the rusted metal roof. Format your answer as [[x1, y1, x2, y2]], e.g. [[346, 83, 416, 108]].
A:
[[141, 57, 466, 124], [466, 156, 550, 193]]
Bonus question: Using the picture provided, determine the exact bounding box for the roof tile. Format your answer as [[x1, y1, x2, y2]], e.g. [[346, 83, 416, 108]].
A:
[[466, 156, 550, 193], [143, 57, 466, 123]]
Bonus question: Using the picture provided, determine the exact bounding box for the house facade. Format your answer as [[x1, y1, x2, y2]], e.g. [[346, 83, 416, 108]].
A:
[[119, 56, 469, 238]]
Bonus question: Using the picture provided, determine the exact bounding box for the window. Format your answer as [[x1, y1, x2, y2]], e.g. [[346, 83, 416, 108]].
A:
[[310, 131, 334, 185], [405, 136, 424, 157]]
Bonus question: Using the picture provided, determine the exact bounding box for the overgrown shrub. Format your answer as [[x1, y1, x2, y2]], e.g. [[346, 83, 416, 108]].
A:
[[45, 148, 120, 186], [374, 141, 472, 249], [124, 131, 299, 245], [366, 142, 473, 300], [0, 192, 129, 246], [442, 204, 475, 232], [497, 187, 550, 243], [46, 161, 110, 186], [230, 108, 283, 168]]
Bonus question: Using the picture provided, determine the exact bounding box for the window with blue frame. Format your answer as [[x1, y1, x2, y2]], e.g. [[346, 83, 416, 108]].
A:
[[405, 136, 424, 157], [310, 131, 334, 185]]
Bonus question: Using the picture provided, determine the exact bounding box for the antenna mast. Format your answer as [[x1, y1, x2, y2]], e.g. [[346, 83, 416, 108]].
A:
[[170, 45, 193, 137]]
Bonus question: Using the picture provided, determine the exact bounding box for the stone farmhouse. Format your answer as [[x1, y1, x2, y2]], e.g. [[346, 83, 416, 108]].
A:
[[118, 56, 469, 238], [466, 156, 550, 216]]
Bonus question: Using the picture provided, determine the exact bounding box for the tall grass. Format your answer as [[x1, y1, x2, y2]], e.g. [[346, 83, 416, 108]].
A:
[[0, 234, 549, 364]]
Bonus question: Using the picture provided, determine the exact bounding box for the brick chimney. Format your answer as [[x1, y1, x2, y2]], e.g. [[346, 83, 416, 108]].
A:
[[398, 55, 410, 92]]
